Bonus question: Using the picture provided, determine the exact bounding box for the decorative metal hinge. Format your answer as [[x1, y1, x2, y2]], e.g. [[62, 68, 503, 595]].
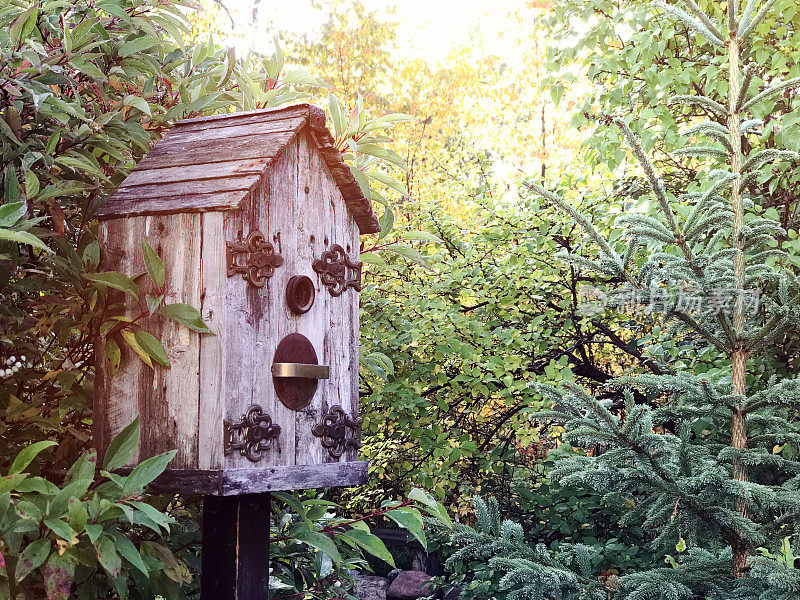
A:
[[312, 405, 361, 459], [312, 244, 362, 297], [227, 231, 283, 287], [224, 405, 281, 462]]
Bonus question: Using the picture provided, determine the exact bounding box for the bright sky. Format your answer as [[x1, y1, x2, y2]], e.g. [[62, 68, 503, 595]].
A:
[[220, 0, 526, 64]]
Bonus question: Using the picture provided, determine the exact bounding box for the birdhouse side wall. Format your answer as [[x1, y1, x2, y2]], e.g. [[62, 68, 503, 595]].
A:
[[222, 129, 361, 472], [94, 213, 205, 469]]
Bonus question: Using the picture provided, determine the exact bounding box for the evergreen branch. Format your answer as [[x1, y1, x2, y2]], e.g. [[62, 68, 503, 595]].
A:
[[736, 0, 761, 38], [740, 118, 763, 135], [673, 145, 729, 159], [678, 0, 726, 41], [728, 0, 738, 30], [607, 116, 679, 232], [653, 0, 725, 47], [740, 76, 800, 112], [669, 94, 728, 117], [622, 235, 640, 272], [667, 308, 730, 352], [684, 171, 738, 233], [525, 181, 624, 270], [738, 0, 780, 40], [741, 148, 798, 172], [736, 68, 756, 112]]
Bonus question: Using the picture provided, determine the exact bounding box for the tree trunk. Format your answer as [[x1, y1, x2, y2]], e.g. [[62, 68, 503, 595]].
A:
[[727, 28, 750, 578]]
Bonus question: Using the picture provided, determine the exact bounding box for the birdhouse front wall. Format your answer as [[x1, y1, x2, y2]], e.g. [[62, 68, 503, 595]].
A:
[[93, 129, 362, 479], [218, 130, 361, 472]]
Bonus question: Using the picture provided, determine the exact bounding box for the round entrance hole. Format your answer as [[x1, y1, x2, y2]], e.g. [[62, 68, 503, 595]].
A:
[[286, 275, 315, 315]]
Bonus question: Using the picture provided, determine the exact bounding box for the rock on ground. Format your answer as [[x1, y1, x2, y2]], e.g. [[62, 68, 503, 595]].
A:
[[352, 575, 388, 600], [385, 570, 436, 600]]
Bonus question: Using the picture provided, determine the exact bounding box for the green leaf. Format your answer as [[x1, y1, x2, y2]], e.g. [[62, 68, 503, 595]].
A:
[[68, 498, 88, 534], [43, 518, 73, 541], [103, 417, 141, 471], [291, 525, 342, 565], [83, 241, 100, 268], [379, 205, 395, 240], [360, 252, 387, 267], [402, 231, 443, 244], [129, 501, 173, 533], [0, 474, 28, 495], [356, 143, 408, 171], [118, 36, 157, 58], [385, 507, 427, 550], [387, 245, 432, 271], [95, 535, 122, 578], [84, 272, 140, 299], [24, 170, 40, 199], [369, 171, 408, 196], [10, 6, 37, 48], [105, 338, 121, 378], [327, 94, 346, 138], [121, 450, 176, 496], [0, 201, 26, 227], [133, 331, 170, 368], [141, 240, 164, 287], [15, 539, 50, 582], [66, 450, 97, 484], [121, 330, 152, 369], [85, 523, 102, 544], [273, 491, 307, 521], [158, 303, 213, 334], [0, 227, 50, 252], [110, 532, 148, 576], [123, 95, 151, 117], [9, 441, 58, 475], [349, 164, 371, 198], [342, 529, 394, 566]]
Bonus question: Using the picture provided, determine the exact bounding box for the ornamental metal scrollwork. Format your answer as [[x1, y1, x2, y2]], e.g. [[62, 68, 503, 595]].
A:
[[311, 405, 361, 459], [224, 405, 281, 462], [227, 231, 283, 287], [312, 244, 362, 297]]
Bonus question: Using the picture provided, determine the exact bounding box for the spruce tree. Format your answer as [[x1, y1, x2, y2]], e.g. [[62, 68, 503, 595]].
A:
[[439, 0, 800, 598]]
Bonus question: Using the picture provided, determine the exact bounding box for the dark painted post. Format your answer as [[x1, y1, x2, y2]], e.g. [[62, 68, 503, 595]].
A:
[[201, 493, 271, 599]]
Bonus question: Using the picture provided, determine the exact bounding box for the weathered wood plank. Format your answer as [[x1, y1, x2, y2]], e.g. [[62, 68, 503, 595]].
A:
[[116, 174, 258, 196], [97, 190, 250, 220], [134, 131, 295, 171], [260, 136, 298, 468], [198, 212, 226, 470], [222, 461, 368, 494], [293, 131, 327, 467], [176, 104, 311, 130], [94, 217, 146, 463], [122, 159, 268, 187], [222, 185, 270, 469], [137, 213, 202, 468], [139, 462, 369, 494], [162, 116, 305, 147]]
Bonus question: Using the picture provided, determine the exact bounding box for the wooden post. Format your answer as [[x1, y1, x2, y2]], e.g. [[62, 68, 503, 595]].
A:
[[201, 493, 271, 600]]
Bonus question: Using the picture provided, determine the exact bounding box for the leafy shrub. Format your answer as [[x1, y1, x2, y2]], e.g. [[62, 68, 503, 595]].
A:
[[0, 418, 186, 599]]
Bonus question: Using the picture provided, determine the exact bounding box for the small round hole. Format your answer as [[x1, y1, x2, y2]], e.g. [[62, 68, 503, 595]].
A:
[[286, 275, 315, 315]]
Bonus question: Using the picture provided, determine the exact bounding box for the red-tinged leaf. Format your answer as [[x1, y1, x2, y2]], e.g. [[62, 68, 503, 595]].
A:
[[43, 553, 75, 600]]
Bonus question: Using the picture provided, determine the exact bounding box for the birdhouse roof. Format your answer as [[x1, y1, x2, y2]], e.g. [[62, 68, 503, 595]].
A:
[[96, 104, 380, 234]]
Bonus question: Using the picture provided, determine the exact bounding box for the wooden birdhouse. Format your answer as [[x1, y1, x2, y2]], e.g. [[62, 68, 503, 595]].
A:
[[93, 104, 379, 495]]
